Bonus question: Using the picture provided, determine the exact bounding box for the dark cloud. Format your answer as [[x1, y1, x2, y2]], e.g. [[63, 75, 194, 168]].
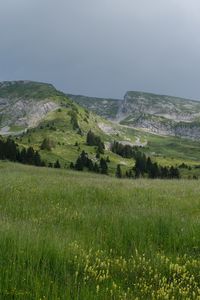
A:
[[0, 0, 200, 99]]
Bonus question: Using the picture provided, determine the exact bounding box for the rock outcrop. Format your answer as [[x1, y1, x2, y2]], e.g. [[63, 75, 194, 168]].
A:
[[69, 90, 200, 140]]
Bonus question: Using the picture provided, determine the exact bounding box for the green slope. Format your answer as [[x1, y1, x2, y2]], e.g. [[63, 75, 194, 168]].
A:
[[0, 80, 62, 99], [0, 162, 199, 299], [1, 81, 200, 177]]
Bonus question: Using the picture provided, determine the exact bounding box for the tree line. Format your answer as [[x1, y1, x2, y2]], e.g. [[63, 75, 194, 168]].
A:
[[111, 141, 180, 179], [72, 132, 180, 179], [0, 134, 181, 179], [0, 138, 44, 166], [111, 140, 138, 158], [0, 137, 62, 169], [70, 150, 108, 174], [116, 152, 180, 179], [70, 131, 108, 174]]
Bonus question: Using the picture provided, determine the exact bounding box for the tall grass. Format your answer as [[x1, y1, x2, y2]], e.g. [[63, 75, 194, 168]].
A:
[[0, 162, 199, 299]]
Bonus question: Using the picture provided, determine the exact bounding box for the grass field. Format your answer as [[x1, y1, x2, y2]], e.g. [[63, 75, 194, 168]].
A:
[[0, 162, 200, 299]]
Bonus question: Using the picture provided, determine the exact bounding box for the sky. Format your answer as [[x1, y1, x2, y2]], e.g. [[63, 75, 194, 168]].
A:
[[0, 0, 200, 99]]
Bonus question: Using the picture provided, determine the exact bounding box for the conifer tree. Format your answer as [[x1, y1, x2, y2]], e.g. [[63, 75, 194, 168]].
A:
[[26, 147, 35, 165], [116, 164, 122, 178], [34, 151, 42, 166], [75, 157, 84, 171], [96, 151, 100, 159], [106, 156, 110, 163], [54, 160, 61, 168], [40, 138, 53, 151], [70, 162, 74, 169], [93, 162, 100, 173], [100, 158, 108, 174], [97, 143, 104, 154], [87, 159, 94, 171], [20, 148, 27, 164], [86, 130, 95, 145], [5, 138, 17, 161]]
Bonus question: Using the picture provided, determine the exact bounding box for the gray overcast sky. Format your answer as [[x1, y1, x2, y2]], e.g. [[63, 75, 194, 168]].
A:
[[0, 0, 200, 99]]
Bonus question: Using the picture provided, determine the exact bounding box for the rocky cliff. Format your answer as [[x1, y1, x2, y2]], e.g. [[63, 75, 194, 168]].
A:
[[0, 81, 68, 135], [68, 91, 200, 140]]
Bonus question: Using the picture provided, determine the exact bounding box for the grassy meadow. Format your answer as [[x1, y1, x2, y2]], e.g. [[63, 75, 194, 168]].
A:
[[0, 162, 200, 299]]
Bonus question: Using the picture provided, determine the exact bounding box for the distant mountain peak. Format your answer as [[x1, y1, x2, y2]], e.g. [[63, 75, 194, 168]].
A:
[[68, 91, 200, 140]]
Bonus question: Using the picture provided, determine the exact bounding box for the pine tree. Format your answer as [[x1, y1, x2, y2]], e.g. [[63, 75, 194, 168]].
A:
[[169, 166, 180, 179], [20, 148, 27, 164], [160, 166, 169, 179], [26, 147, 35, 165], [100, 158, 108, 174], [96, 151, 100, 159], [97, 143, 104, 154], [40, 138, 53, 151], [75, 157, 83, 171], [70, 110, 79, 130], [0, 140, 5, 159], [87, 159, 94, 171], [86, 130, 105, 151], [126, 169, 134, 178], [70, 162, 74, 169], [149, 162, 160, 179], [146, 157, 152, 173], [86, 130, 94, 145], [54, 160, 61, 168], [80, 150, 88, 166], [5, 138, 17, 161], [135, 153, 147, 177], [34, 151, 42, 166], [135, 167, 142, 178], [106, 156, 110, 163], [93, 162, 100, 173], [116, 164, 122, 178]]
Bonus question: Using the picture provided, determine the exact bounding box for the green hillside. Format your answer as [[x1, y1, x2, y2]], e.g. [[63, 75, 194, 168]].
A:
[[0, 162, 199, 299], [0, 82, 200, 299], [13, 108, 200, 178], [1, 81, 200, 178], [0, 80, 62, 99]]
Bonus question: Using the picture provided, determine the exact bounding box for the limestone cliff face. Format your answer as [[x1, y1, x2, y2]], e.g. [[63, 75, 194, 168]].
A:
[[118, 92, 200, 140], [122, 91, 200, 121], [69, 90, 200, 140], [0, 81, 62, 135], [0, 98, 58, 128]]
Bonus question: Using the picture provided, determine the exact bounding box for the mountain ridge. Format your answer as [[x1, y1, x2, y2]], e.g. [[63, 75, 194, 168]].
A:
[[67, 90, 200, 140], [1, 80, 200, 140], [1, 80, 200, 176]]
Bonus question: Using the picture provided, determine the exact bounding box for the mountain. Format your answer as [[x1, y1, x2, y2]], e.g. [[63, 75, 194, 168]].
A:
[[66, 94, 122, 120], [1, 80, 200, 177], [68, 91, 200, 140], [0, 81, 136, 172], [0, 81, 70, 135]]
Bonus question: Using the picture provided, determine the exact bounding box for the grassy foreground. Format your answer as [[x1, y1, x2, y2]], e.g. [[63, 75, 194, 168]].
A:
[[0, 162, 200, 299]]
